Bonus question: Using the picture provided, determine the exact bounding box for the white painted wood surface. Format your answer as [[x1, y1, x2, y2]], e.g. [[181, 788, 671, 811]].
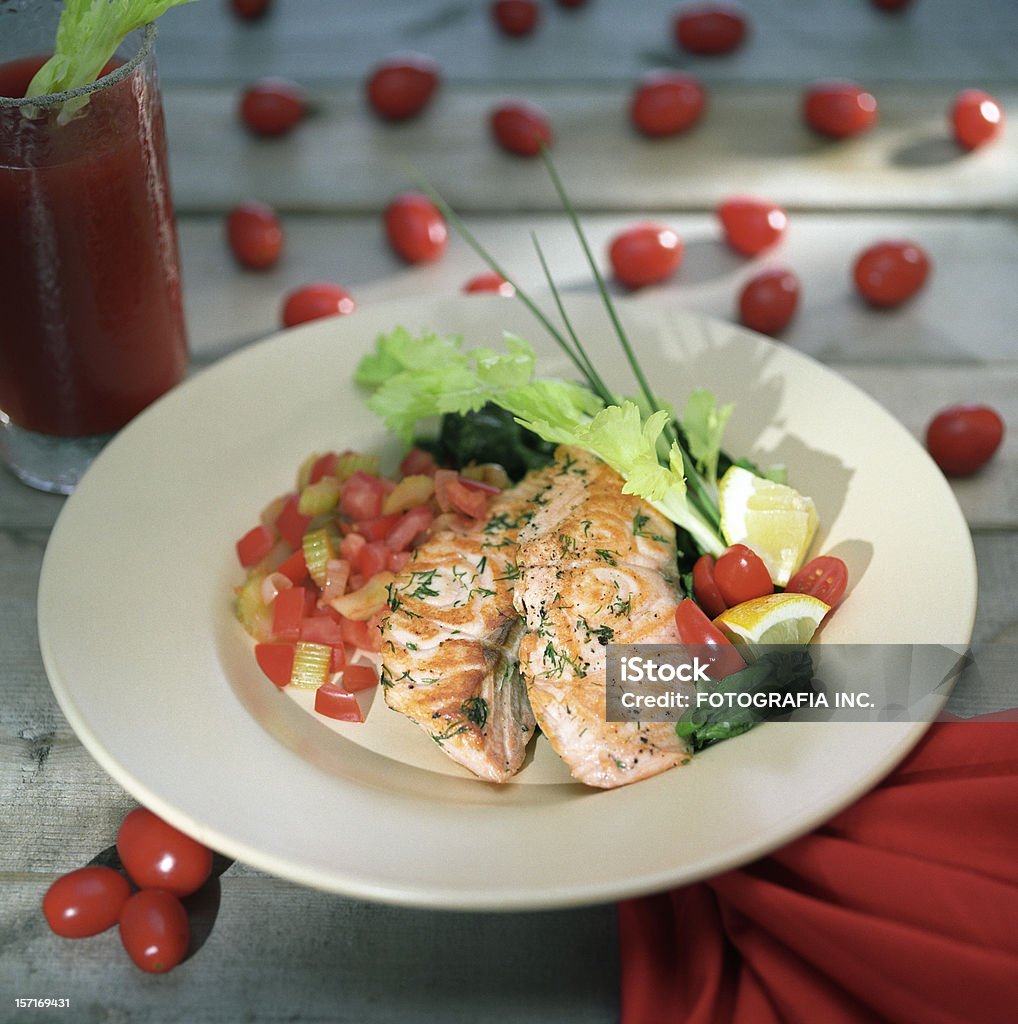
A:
[[3, 1, 1016, 1021]]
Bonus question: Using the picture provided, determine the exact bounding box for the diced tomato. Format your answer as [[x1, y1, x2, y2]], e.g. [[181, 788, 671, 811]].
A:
[[314, 683, 363, 722], [300, 614, 345, 645], [338, 532, 367, 561], [236, 524, 275, 568], [343, 664, 379, 692], [355, 540, 390, 579], [339, 615, 378, 652], [271, 586, 313, 641], [275, 493, 314, 549], [275, 548, 309, 585], [400, 447, 438, 477], [388, 550, 412, 573], [309, 452, 339, 484], [385, 504, 435, 551], [435, 470, 490, 518], [254, 643, 295, 687], [339, 470, 386, 520], [353, 512, 402, 541], [329, 644, 347, 673]]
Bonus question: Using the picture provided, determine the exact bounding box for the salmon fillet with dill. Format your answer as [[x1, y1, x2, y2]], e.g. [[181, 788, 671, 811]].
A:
[[378, 466, 560, 782], [513, 447, 692, 789]]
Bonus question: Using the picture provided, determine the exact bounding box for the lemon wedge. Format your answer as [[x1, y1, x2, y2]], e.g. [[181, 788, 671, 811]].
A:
[[718, 466, 818, 586], [714, 593, 830, 646]]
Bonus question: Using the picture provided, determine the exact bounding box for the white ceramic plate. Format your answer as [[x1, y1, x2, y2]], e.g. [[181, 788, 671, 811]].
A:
[[38, 297, 976, 910]]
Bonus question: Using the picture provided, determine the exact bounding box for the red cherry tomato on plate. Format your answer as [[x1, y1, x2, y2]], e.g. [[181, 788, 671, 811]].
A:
[[609, 223, 683, 288], [239, 78, 307, 137], [629, 71, 706, 138], [925, 404, 1005, 477], [739, 267, 800, 335], [281, 282, 356, 327], [786, 555, 849, 608], [853, 240, 930, 307], [463, 271, 516, 296], [717, 196, 787, 256], [492, 0, 541, 36], [674, 599, 747, 680], [230, 0, 271, 19], [116, 807, 213, 898], [365, 54, 441, 121], [803, 81, 878, 139], [490, 100, 553, 156], [42, 866, 131, 939], [950, 89, 1005, 150], [119, 890, 190, 974], [692, 554, 727, 619], [713, 543, 773, 606], [226, 201, 283, 270], [673, 3, 747, 56], [384, 192, 448, 264]]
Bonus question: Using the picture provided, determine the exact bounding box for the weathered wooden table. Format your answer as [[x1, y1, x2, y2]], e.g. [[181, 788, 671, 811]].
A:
[[3, 1, 1016, 1020]]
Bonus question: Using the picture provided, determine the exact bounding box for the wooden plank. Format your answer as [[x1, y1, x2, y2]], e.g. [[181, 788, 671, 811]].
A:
[[162, 83, 1018, 214], [1, 876, 619, 1024], [153, 0, 1018, 86], [175, 209, 1018, 368]]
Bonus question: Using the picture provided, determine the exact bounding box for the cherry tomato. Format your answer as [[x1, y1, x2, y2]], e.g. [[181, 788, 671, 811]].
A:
[[673, 3, 747, 56], [691, 554, 728, 619], [281, 282, 356, 327], [42, 866, 131, 939], [463, 271, 516, 296], [713, 543, 773, 606], [852, 240, 930, 307], [925, 404, 1005, 477], [717, 196, 787, 256], [239, 78, 307, 137], [490, 101, 553, 157], [608, 223, 683, 289], [229, 0, 271, 19], [384, 192, 448, 264], [365, 54, 441, 122], [739, 267, 800, 335], [226, 201, 283, 270], [629, 71, 706, 138], [951, 89, 1005, 151], [786, 555, 849, 608], [116, 807, 213, 898], [803, 81, 878, 139], [492, 0, 541, 36], [119, 890, 190, 974], [674, 598, 747, 680]]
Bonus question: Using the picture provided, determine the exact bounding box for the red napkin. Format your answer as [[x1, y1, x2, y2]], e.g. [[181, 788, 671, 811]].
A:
[[618, 716, 1018, 1024]]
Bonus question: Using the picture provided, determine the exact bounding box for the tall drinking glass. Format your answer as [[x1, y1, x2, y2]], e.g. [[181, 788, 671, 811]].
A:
[[0, 1, 188, 494]]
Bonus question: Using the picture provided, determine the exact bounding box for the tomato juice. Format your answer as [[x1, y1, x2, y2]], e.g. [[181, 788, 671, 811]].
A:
[[0, 47, 188, 438]]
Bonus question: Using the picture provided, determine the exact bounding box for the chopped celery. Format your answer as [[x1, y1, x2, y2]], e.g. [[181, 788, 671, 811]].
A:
[[302, 527, 337, 588], [290, 642, 332, 689], [298, 476, 341, 516], [336, 452, 381, 482], [235, 572, 272, 641]]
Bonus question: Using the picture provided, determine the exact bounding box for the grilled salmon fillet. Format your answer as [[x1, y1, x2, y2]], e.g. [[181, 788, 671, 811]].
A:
[[379, 466, 558, 782], [513, 447, 692, 788]]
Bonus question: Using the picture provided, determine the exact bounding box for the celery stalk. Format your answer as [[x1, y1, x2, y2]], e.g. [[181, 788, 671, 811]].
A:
[[290, 643, 332, 689]]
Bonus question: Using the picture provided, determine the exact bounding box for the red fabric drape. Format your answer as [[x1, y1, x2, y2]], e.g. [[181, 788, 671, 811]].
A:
[[618, 718, 1018, 1024]]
